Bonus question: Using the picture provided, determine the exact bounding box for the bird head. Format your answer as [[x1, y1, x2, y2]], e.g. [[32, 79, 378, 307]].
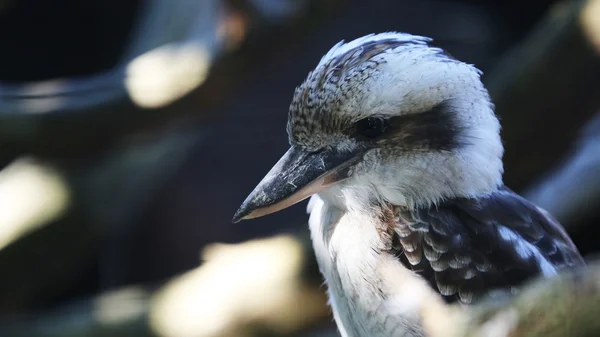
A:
[[233, 32, 504, 222]]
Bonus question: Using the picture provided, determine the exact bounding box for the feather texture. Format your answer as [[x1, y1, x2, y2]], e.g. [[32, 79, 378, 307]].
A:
[[392, 186, 585, 304]]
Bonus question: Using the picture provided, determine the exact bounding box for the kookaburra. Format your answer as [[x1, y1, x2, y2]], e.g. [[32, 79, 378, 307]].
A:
[[233, 32, 585, 337]]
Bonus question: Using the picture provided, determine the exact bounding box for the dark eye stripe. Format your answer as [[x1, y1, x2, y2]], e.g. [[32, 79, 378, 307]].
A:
[[352, 100, 468, 151], [355, 117, 389, 139], [388, 101, 468, 151]]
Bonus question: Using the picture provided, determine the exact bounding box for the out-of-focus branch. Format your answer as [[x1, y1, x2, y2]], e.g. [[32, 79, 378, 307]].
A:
[[0, 0, 338, 159], [458, 262, 600, 337], [422, 262, 600, 337], [524, 112, 600, 231], [0, 233, 331, 337], [485, 0, 600, 191], [494, 0, 600, 234]]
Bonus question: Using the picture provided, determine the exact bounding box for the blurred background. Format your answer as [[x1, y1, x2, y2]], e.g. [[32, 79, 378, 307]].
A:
[[0, 0, 599, 336]]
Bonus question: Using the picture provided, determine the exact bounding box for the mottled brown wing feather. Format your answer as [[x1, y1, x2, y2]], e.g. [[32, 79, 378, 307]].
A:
[[393, 186, 585, 304]]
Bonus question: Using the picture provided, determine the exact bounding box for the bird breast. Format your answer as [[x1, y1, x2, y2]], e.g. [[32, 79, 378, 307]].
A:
[[308, 195, 434, 337]]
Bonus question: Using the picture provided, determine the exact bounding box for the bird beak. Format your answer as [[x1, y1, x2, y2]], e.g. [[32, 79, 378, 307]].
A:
[[233, 146, 362, 222]]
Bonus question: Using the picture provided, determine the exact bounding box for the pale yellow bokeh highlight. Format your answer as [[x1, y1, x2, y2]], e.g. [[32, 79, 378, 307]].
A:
[[125, 43, 211, 109], [581, 0, 600, 52], [150, 235, 327, 337], [0, 157, 70, 251], [94, 287, 149, 325]]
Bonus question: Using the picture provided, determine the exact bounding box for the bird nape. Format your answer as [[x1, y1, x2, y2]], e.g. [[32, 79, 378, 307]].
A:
[[233, 32, 585, 337]]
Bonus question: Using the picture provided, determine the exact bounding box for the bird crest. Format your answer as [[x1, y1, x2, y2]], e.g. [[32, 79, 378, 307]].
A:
[[317, 38, 409, 87]]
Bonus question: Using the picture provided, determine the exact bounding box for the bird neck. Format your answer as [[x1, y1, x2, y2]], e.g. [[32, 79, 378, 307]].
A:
[[306, 194, 439, 337]]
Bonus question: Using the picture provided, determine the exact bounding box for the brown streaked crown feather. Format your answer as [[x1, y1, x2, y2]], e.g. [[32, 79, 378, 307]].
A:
[[287, 37, 453, 151]]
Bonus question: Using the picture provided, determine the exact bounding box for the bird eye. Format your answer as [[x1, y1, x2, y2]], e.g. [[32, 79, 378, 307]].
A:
[[355, 117, 388, 139]]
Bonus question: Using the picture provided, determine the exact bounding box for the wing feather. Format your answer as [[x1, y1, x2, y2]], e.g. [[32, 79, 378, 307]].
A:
[[393, 186, 585, 304]]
